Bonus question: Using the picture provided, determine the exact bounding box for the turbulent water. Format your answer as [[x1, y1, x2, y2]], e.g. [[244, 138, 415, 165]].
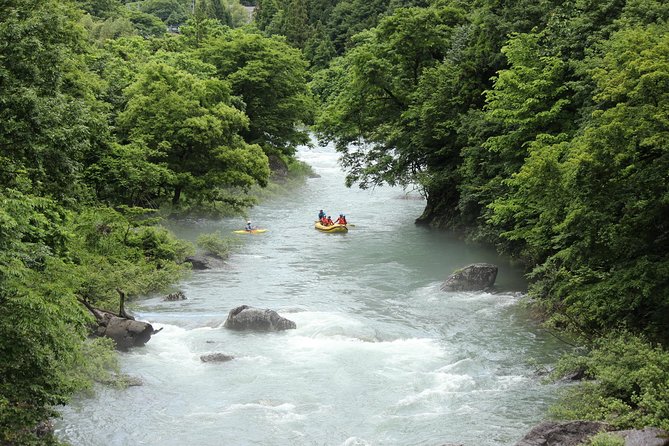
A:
[[57, 144, 565, 446]]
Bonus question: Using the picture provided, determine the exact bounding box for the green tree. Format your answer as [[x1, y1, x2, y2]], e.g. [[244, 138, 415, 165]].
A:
[[314, 5, 465, 190], [117, 61, 270, 208], [0, 0, 109, 199], [283, 0, 310, 47], [457, 31, 575, 243], [76, 0, 124, 18], [198, 28, 314, 155], [0, 190, 88, 443], [195, 0, 233, 26], [127, 8, 168, 37], [490, 23, 669, 340], [140, 0, 190, 24]]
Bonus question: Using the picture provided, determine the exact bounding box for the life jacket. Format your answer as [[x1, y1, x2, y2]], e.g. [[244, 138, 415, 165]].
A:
[[336, 217, 346, 225], [326, 218, 334, 225]]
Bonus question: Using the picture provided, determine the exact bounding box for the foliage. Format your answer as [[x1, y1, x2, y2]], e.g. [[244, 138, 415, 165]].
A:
[[0, 190, 90, 444], [198, 28, 314, 156], [76, 0, 124, 18], [490, 21, 669, 339], [551, 333, 669, 431], [117, 60, 270, 210], [139, 0, 189, 25], [126, 8, 168, 37], [586, 433, 625, 446], [254, 0, 424, 66], [196, 232, 240, 258], [66, 206, 192, 307], [0, 0, 110, 199]]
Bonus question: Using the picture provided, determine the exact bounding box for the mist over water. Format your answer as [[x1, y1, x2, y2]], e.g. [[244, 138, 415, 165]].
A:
[[57, 144, 564, 446]]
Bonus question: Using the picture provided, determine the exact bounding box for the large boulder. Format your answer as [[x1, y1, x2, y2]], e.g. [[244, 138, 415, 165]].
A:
[[515, 421, 610, 446], [95, 314, 156, 350], [441, 263, 498, 292], [224, 305, 296, 331], [609, 427, 669, 446], [185, 254, 225, 270]]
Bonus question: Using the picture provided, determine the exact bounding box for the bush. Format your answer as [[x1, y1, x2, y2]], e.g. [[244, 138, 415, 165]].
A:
[[587, 432, 625, 446], [196, 232, 240, 259], [551, 332, 669, 430]]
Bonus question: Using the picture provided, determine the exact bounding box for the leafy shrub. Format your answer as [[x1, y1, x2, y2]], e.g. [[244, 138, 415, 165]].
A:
[[196, 232, 240, 259], [587, 432, 625, 446], [551, 332, 669, 430]]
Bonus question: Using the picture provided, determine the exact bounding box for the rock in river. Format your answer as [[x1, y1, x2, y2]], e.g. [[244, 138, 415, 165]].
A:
[[441, 263, 498, 292], [200, 353, 235, 363], [515, 420, 610, 446], [224, 305, 297, 331]]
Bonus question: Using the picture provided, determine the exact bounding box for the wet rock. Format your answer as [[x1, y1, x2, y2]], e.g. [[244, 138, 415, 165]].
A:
[[610, 427, 669, 446], [560, 367, 587, 381], [163, 291, 187, 301], [80, 292, 162, 351], [224, 305, 297, 331], [96, 315, 156, 351], [185, 254, 225, 270], [200, 353, 235, 363], [515, 420, 610, 446], [33, 419, 54, 439], [441, 263, 498, 292]]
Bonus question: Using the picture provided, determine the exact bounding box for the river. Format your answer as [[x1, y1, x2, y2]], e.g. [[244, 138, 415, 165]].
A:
[[56, 143, 564, 446]]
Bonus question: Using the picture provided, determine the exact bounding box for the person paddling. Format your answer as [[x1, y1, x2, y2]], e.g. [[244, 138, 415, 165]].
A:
[[335, 214, 347, 225], [318, 209, 326, 220], [245, 220, 253, 231]]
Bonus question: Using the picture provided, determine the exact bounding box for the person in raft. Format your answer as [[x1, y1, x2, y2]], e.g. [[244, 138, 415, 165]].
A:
[[320, 215, 328, 225], [335, 214, 347, 225], [326, 216, 334, 226], [245, 220, 253, 231], [318, 209, 326, 220]]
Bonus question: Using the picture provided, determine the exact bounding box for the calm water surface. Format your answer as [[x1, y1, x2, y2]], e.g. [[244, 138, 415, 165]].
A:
[[57, 144, 564, 446]]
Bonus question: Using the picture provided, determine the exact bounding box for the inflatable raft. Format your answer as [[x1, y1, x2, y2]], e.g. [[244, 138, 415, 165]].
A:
[[314, 222, 348, 233]]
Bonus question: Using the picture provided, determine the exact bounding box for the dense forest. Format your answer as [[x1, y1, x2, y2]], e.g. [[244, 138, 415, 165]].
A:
[[1, 0, 668, 444], [257, 0, 669, 434]]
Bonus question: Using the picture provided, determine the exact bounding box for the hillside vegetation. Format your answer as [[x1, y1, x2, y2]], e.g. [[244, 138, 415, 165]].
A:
[[257, 0, 669, 432], [0, 1, 311, 443]]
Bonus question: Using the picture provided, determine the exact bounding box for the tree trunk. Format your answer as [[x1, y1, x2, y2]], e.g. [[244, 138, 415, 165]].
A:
[[172, 185, 182, 205]]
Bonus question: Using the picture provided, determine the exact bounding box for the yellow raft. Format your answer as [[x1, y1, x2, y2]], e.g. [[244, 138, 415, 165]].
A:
[[233, 229, 268, 234], [314, 222, 348, 233]]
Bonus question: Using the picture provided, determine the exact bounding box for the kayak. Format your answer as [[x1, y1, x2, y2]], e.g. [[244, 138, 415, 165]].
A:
[[233, 229, 268, 234], [314, 222, 348, 233]]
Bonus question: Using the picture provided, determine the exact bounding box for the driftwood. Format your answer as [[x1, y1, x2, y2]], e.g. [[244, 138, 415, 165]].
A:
[[79, 290, 162, 351]]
